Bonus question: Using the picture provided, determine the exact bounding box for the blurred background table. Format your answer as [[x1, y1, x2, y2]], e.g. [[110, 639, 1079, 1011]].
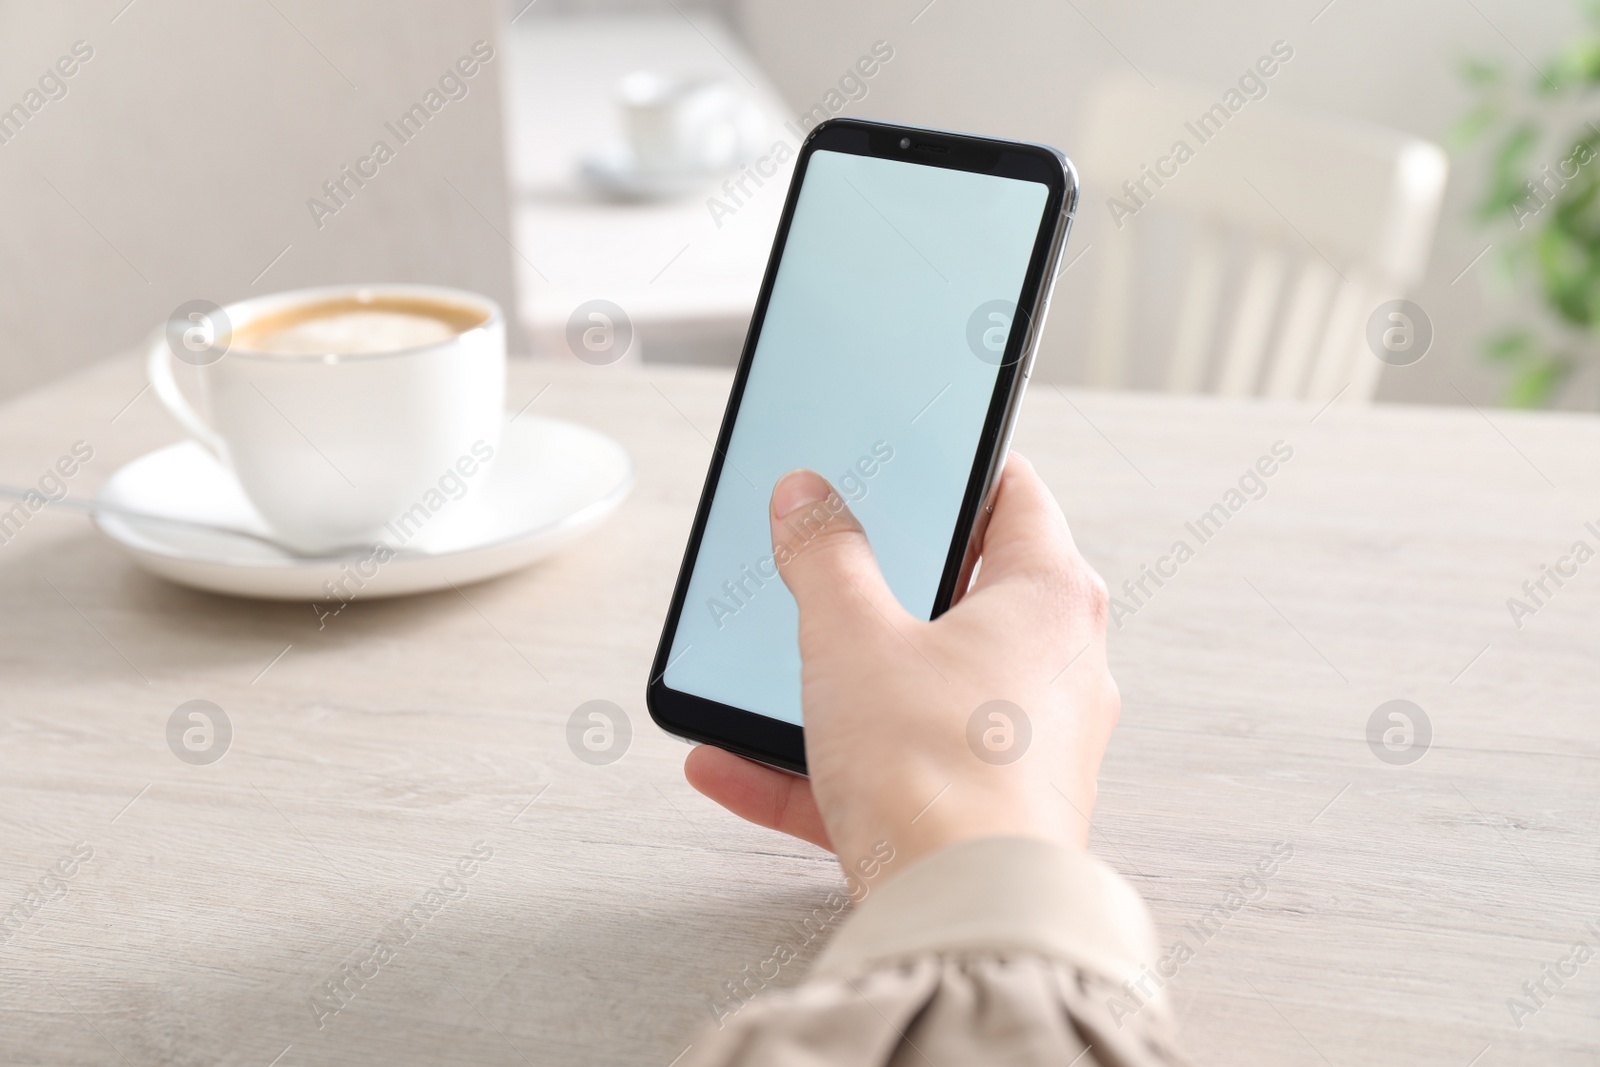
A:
[[503, 12, 795, 365], [0, 352, 1596, 1066]]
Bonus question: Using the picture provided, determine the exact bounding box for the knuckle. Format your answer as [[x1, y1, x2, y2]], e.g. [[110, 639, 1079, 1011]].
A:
[[1008, 548, 1111, 638], [776, 498, 860, 563], [1060, 559, 1110, 629], [806, 532, 868, 575], [1081, 568, 1110, 613]]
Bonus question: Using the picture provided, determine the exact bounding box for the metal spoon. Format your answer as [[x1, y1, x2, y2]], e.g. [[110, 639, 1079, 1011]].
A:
[[0, 486, 410, 561]]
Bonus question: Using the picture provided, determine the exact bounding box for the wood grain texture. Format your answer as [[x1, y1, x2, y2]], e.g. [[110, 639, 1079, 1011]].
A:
[[0, 354, 1596, 1066]]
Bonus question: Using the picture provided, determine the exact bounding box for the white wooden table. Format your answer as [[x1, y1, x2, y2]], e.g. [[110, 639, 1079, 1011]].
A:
[[1, 354, 1596, 1066]]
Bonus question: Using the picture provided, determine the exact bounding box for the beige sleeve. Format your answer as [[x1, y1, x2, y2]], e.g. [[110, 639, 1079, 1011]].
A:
[[682, 836, 1191, 1067]]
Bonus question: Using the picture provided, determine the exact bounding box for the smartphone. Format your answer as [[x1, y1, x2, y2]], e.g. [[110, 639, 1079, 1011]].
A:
[[647, 117, 1077, 774]]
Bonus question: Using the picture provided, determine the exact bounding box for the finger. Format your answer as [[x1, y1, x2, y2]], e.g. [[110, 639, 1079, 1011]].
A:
[[969, 453, 1089, 592], [769, 469, 901, 623], [683, 745, 833, 852]]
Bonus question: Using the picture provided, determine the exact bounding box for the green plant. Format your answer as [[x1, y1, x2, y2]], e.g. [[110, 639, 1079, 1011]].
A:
[[1457, 4, 1600, 407]]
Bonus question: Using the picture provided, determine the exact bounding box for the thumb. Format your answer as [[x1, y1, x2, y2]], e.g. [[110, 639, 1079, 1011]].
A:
[[769, 469, 899, 622]]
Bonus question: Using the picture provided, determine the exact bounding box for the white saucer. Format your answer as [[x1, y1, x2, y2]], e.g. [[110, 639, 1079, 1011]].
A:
[[579, 143, 727, 201], [94, 415, 634, 601]]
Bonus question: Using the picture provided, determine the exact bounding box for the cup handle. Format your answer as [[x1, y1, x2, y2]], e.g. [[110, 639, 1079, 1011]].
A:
[[146, 333, 226, 460]]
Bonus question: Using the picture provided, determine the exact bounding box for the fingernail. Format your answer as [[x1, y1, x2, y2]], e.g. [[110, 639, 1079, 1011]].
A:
[[772, 469, 830, 519]]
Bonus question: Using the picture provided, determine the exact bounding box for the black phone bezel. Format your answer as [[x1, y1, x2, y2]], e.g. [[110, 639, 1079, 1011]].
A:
[[645, 117, 1075, 775]]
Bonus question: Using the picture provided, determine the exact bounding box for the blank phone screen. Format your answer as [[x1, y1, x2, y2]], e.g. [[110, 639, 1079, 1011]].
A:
[[663, 149, 1050, 726]]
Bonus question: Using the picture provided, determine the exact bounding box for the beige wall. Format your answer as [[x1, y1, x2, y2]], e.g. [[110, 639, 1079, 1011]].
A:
[[0, 0, 518, 402]]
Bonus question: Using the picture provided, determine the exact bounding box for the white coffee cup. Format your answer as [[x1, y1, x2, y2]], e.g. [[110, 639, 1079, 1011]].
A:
[[147, 284, 506, 554], [617, 71, 756, 174]]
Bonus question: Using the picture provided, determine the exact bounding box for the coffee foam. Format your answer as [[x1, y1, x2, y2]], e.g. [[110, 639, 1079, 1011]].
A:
[[232, 295, 488, 356]]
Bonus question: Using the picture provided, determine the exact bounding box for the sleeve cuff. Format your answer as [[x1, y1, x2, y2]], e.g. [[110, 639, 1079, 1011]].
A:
[[812, 836, 1160, 989]]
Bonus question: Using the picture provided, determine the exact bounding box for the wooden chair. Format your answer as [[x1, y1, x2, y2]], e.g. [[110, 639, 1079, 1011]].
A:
[[1078, 74, 1448, 402]]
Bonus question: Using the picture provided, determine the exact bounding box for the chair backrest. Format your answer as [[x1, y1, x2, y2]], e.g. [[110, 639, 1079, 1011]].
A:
[[1079, 74, 1448, 403]]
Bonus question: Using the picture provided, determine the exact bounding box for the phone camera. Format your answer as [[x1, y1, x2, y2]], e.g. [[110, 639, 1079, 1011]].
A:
[[899, 137, 911, 149]]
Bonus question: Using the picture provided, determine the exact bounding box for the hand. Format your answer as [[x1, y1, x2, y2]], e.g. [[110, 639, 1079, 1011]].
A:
[[683, 453, 1120, 878]]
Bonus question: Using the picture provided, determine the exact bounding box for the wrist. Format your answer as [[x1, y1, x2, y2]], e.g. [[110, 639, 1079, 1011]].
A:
[[830, 775, 1089, 883]]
